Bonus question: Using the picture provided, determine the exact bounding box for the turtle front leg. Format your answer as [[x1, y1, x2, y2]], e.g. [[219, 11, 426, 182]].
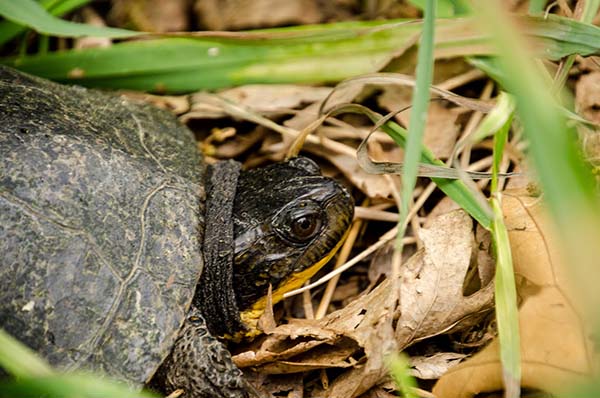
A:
[[159, 307, 255, 398]]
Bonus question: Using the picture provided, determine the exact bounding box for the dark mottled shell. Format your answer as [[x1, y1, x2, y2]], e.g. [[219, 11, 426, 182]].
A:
[[0, 67, 205, 384]]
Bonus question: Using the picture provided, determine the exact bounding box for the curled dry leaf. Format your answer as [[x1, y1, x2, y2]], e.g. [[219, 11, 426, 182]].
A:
[[235, 210, 494, 397], [433, 189, 596, 398], [395, 210, 494, 349]]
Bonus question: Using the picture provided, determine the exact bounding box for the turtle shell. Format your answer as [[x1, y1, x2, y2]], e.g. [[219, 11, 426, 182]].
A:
[[0, 66, 205, 384]]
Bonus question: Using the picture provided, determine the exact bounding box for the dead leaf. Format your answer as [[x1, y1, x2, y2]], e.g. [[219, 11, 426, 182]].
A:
[[410, 353, 467, 380], [284, 80, 370, 131], [244, 372, 304, 398], [433, 189, 596, 398], [395, 210, 495, 349], [212, 128, 267, 159], [322, 319, 396, 398]]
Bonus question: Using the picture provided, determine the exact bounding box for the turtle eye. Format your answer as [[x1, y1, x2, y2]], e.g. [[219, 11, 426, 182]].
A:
[[290, 212, 321, 242], [274, 200, 325, 244]]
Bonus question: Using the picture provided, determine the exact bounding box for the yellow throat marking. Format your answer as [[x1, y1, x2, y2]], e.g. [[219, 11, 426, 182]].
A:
[[239, 227, 350, 336]]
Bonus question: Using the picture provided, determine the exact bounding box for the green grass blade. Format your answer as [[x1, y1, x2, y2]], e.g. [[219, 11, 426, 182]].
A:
[[2, 15, 599, 92], [0, 329, 157, 398], [0, 0, 91, 45], [489, 108, 521, 397], [0, 0, 139, 38], [0, 329, 54, 378], [470, 2, 599, 238], [382, 120, 493, 228], [471, 92, 515, 144], [521, 14, 600, 59], [469, 56, 598, 127], [388, 353, 418, 398], [491, 195, 521, 398], [408, 0, 454, 17], [327, 101, 492, 227], [398, 0, 436, 245], [552, 0, 600, 89], [5, 21, 422, 92], [0, 374, 158, 398]]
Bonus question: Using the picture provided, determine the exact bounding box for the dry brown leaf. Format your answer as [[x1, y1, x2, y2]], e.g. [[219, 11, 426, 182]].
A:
[[433, 189, 596, 398], [359, 385, 399, 398], [410, 353, 467, 380], [244, 372, 304, 398], [284, 80, 370, 131], [474, 225, 495, 288], [423, 196, 462, 226], [318, 318, 396, 398], [395, 210, 495, 349], [212, 127, 267, 159]]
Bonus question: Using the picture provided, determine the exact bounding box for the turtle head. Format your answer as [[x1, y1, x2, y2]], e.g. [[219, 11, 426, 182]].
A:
[[232, 157, 353, 331]]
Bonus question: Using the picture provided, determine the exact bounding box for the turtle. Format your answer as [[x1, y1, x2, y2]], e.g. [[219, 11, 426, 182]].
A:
[[0, 66, 354, 397]]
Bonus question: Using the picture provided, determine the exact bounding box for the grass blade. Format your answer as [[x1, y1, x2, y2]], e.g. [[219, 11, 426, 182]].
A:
[[388, 353, 418, 398], [398, 0, 436, 243], [0, 329, 53, 378], [0, 329, 157, 398], [489, 108, 521, 398], [491, 194, 521, 398], [552, 0, 600, 89], [2, 15, 599, 92], [0, 0, 91, 45], [0, 0, 139, 38], [0, 374, 157, 398]]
